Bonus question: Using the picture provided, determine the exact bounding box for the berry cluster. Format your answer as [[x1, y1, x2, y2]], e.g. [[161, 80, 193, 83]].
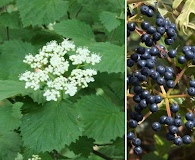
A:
[[127, 4, 195, 155]]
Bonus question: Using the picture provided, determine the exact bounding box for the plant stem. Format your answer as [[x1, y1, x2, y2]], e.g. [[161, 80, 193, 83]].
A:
[[168, 94, 189, 98], [153, 89, 166, 98], [92, 150, 112, 160], [138, 111, 152, 125], [167, 66, 187, 95], [127, 93, 134, 98], [165, 98, 171, 117]]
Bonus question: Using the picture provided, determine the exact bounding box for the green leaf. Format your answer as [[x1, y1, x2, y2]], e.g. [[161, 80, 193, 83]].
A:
[[0, 80, 29, 101], [99, 11, 121, 32], [54, 19, 95, 44], [16, 0, 69, 27], [98, 138, 124, 159], [69, 136, 95, 157], [0, 102, 22, 131], [175, 0, 195, 34], [0, 40, 35, 80], [0, 131, 21, 160], [21, 100, 83, 152], [75, 95, 124, 143], [28, 90, 47, 104], [0, 0, 14, 7], [0, 11, 21, 29], [88, 42, 124, 73]]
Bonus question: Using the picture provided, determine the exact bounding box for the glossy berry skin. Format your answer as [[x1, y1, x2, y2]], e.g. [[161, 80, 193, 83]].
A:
[[188, 87, 195, 96], [152, 122, 161, 131], [147, 9, 154, 17], [174, 118, 182, 127], [170, 103, 179, 113], [149, 103, 158, 113], [185, 121, 194, 129], [164, 71, 173, 80], [127, 22, 136, 31], [147, 26, 156, 34], [141, 21, 150, 30], [174, 137, 183, 146], [166, 28, 176, 37], [132, 138, 141, 146], [150, 70, 160, 80], [159, 115, 167, 124], [127, 132, 134, 140], [165, 38, 174, 45], [146, 95, 155, 104], [137, 46, 145, 54], [185, 112, 194, 121], [169, 125, 178, 134], [182, 135, 192, 144], [190, 80, 195, 87], [157, 27, 166, 35], [155, 95, 162, 103], [168, 49, 177, 58], [133, 86, 142, 94], [165, 117, 174, 125], [129, 119, 138, 128], [165, 67, 174, 73], [156, 66, 165, 75], [134, 146, 142, 155], [140, 5, 149, 15], [141, 90, 150, 99], [184, 50, 194, 60], [178, 56, 187, 64], [153, 32, 161, 41], [139, 99, 147, 109], [156, 18, 165, 26], [150, 47, 159, 56], [145, 37, 153, 47], [157, 77, 165, 85], [166, 80, 175, 88]]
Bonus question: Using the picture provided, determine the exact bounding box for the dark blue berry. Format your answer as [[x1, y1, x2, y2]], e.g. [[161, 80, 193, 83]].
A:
[[147, 9, 154, 17], [127, 132, 134, 140], [147, 26, 156, 34], [141, 21, 150, 30], [166, 133, 175, 141], [170, 103, 179, 113], [166, 80, 175, 88], [127, 22, 136, 31], [188, 87, 195, 96], [127, 59, 134, 67], [178, 56, 186, 64], [157, 26, 166, 35], [165, 38, 174, 45], [156, 66, 165, 75], [134, 146, 142, 154], [152, 122, 161, 131], [189, 80, 195, 87], [174, 137, 183, 146], [159, 115, 167, 124], [140, 5, 149, 15], [169, 125, 178, 134], [185, 112, 194, 121], [174, 118, 182, 127], [157, 77, 165, 85], [132, 137, 141, 146], [164, 71, 173, 80], [149, 103, 158, 113], [146, 95, 155, 104], [185, 121, 194, 129], [182, 135, 191, 144], [133, 94, 141, 103], [129, 119, 138, 128], [149, 47, 159, 56], [165, 116, 174, 125], [134, 86, 142, 94], [168, 49, 177, 58], [155, 95, 162, 103]]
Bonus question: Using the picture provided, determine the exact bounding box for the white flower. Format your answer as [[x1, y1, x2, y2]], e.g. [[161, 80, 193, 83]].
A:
[[19, 39, 101, 101], [61, 38, 76, 51], [28, 154, 41, 160], [43, 89, 60, 101]]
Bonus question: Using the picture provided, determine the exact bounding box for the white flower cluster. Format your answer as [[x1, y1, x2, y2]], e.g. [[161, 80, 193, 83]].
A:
[[19, 39, 101, 101], [28, 155, 41, 160]]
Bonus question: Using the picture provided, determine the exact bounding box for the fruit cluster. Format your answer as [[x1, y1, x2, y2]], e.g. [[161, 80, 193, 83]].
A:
[[127, 4, 195, 155]]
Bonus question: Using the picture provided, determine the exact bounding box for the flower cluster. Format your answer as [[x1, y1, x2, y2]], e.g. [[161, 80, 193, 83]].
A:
[[28, 155, 41, 160], [19, 39, 101, 101]]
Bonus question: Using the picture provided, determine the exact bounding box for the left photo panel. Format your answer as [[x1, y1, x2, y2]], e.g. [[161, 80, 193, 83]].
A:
[[0, 0, 126, 160]]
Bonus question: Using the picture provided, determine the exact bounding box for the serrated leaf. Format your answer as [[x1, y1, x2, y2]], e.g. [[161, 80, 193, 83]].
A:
[[172, 0, 183, 9], [0, 0, 14, 7], [0, 131, 21, 160], [175, 0, 195, 34], [28, 90, 47, 104], [0, 11, 21, 29], [54, 19, 95, 44], [88, 42, 124, 73], [99, 11, 121, 32], [16, 0, 69, 27], [75, 95, 124, 143], [12, 102, 23, 119], [0, 80, 29, 101], [0, 103, 21, 131], [21, 100, 82, 152], [0, 40, 35, 80], [69, 136, 95, 157]]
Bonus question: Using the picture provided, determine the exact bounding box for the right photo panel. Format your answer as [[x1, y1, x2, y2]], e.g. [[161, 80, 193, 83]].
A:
[[127, 0, 195, 159]]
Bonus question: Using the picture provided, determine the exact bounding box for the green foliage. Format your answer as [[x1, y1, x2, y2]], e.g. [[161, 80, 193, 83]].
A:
[[21, 100, 82, 152], [54, 19, 95, 44], [16, 0, 69, 27], [76, 95, 124, 143], [0, 0, 124, 159], [99, 11, 121, 32]]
